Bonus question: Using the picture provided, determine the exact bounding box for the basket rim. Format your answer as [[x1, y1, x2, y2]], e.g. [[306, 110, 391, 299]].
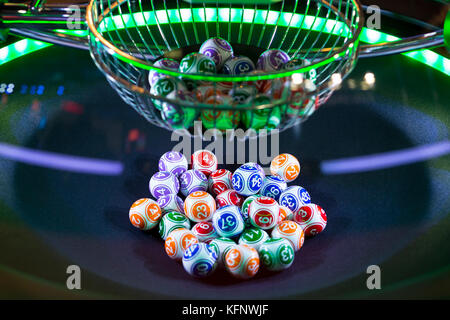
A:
[[86, 0, 364, 82]]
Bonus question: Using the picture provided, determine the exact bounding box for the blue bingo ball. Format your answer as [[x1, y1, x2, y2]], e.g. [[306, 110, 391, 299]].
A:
[[182, 242, 218, 277], [157, 194, 184, 214], [279, 186, 311, 214], [149, 171, 180, 199], [231, 163, 264, 196], [212, 205, 245, 238], [199, 37, 234, 70], [158, 151, 188, 177], [257, 49, 290, 72], [223, 56, 255, 75], [260, 175, 288, 201], [179, 169, 208, 197], [148, 58, 180, 87]]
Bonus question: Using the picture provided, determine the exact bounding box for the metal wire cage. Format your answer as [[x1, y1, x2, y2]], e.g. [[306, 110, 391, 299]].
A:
[[87, 0, 363, 133]]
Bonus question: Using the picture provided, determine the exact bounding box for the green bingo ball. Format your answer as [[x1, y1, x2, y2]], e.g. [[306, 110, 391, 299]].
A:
[[241, 195, 262, 226], [159, 211, 191, 240], [150, 77, 187, 111], [238, 228, 269, 251], [258, 238, 295, 271], [209, 237, 235, 266], [179, 52, 216, 91]]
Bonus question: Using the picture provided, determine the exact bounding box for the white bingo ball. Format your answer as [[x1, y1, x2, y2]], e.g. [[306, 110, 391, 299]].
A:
[[258, 238, 295, 271], [184, 191, 216, 222], [129, 198, 162, 231], [164, 228, 199, 260], [182, 242, 218, 278], [157, 194, 184, 214], [257, 49, 290, 72], [179, 169, 208, 197], [212, 205, 245, 238], [238, 227, 270, 251], [209, 237, 235, 267], [270, 153, 301, 182], [294, 203, 327, 237], [179, 52, 217, 74], [191, 149, 218, 177], [158, 151, 188, 177], [191, 221, 219, 243], [199, 37, 234, 70], [231, 163, 264, 196], [279, 185, 311, 214], [248, 196, 280, 230], [215, 189, 245, 208], [148, 58, 180, 87], [149, 171, 180, 199], [208, 169, 233, 196], [150, 77, 187, 110], [260, 175, 287, 201], [159, 211, 190, 240], [271, 220, 305, 252], [278, 205, 294, 222], [223, 56, 255, 75], [224, 244, 260, 279]]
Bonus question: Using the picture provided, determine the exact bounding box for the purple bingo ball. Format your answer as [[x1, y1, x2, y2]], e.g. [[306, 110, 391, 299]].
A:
[[199, 37, 234, 70], [157, 194, 185, 214], [257, 49, 290, 72], [148, 58, 180, 87], [179, 169, 208, 197], [159, 151, 188, 177], [149, 171, 180, 199]]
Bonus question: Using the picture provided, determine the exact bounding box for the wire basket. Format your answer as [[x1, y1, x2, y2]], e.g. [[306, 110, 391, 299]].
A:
[[87, 0, 363, 134]]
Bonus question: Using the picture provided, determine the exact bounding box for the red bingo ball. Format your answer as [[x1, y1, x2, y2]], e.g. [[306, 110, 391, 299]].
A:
[[248, 196, 279, 230], [208, 169, 233, 196], [294, 204, 327, 237], [191, 149, 218, 177], [191, 221, 219, 243], [216, 189, 245, 208]]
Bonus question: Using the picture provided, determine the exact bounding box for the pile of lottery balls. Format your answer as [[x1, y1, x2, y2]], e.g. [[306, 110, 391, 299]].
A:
[[129, 150, 326, 279], [148, 37, 317, 131]]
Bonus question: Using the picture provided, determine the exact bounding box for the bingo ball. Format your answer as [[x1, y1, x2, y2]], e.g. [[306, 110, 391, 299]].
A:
[[241, 195, 262, 226], [129, 198, 162, 231], [199, 37, 234, 70], [208, 169, 233, 196], [258, 238, 295, 271], [270, 153, 301, 182], [257, 49, 290, 72], [201, 95, 240, 130], [159, 211, 190, 240], [241, 95, 282, 130], [179, 52, 216, 74], [223, 56, 255, 75], [191, 221, 219, 243], [238, 228, 270, 251], [212, 205, 245, 238], [282, 58, 317, 82], [246, 162, 266, 179], [231, 163, 264, 196], [150, 77, 187, 110], [148, 58, 180, 87], [182, 242, 218, 278], [158, 151, 188, 177], [160, 93, 200, 130], [260, 175, 288, 201], [248, 196, 279, 230], [216, 189, 245, 208], [230, 85, 256, 105], [224, 244, 260, 279], [149, 171, 180, 199], [278, 205, 294, 222], [191, 149, 218, 177], [157, 194, 184, 214], [209, 237, 235, 266], [179, 169, 208, 197], [294, 203, 327, 237], [271, 220, 305, 252], [184, 191, 216, 222], [165, 228, 199, 260], [279, 186, 311, 214]]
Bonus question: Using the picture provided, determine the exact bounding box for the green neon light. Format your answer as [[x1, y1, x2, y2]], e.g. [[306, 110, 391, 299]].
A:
[[0, 39, 52, 66]]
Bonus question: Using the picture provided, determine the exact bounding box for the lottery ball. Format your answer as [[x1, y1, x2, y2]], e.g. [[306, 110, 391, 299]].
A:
[[241, 195, 262, 226], [212, 205, 245, 238], [271, 220, 305, 252], [216, 189, 245, 208], [184, 191, 216, 222], [129, 198, 162, 231], [224, 244, 260, 279], [191, 221, 219, 243], [150, 77, 187, 110], [159, 211, 190, 240], [246, 162, 266, 179], [199, 37, 234, 70], [209, 237, 235, 266], [258, 238, 295, 271], [282, 58, 317, 82], [182, 242, 218, 278], [158, 151, 188, 177], [201, 95, 240, 130], [241, 95, 282, 130], [260, 175, 288, 201], [165, 228, 199, 260], [180, 52, 217, 74], [257, 49, 290, 72], [230, 85, 256, 105], [208, 169, 233, 196], [270, 153, 301, 182], [149, 171, 180, 199], [231, 163, 264, 196], [157, 194, 184, 214], [278, 205, 294, 222], [148, 58, 180, 87], [279, 185, 311, 214], [191, 149, 218, 177], [238, 228, 270, 251], [248, 196, 279, 230], [294, 203, 327, 237], [223, 56, 255, 75], [179, 169, 208, 197]]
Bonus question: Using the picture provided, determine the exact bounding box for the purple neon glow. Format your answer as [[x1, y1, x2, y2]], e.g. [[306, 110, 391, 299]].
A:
[[0, 142, 123, 175], [321, 141, 450, 175]]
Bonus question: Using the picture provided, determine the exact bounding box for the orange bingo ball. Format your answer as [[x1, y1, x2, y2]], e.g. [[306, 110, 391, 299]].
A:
[[129, 198, 162, 231], [271, 220, 305, 252], [224, 244, 260, 279], [184, 191, 217, 222], [270, 153, 300, 182], [165, 228, 199, 260]]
